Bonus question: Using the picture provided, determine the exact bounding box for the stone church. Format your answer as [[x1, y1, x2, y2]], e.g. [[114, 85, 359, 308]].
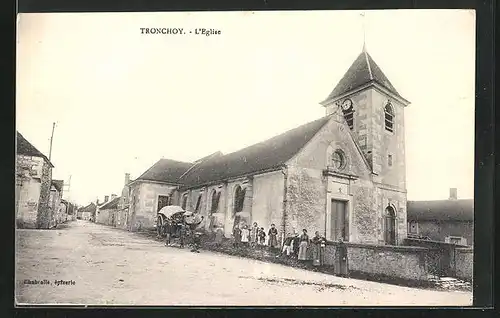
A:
[[120, 46, 410, 246]]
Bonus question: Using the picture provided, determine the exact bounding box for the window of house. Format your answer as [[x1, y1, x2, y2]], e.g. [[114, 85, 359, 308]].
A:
[[408, 220, 418, 234], [181, 194, 188, 210], [157, 195, 170, 212], [384, 206, 396, 245], [210, 190, 220, 214], [194, 194, 202, 213], [234, 185, 246, 213], [388, 154, 393, 167], [342, 106, 354, 130], [385, 103, 395, 132], [331, 149, 346, 170]]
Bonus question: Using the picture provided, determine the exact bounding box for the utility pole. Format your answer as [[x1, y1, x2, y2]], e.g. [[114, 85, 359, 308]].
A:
[[48, 122, 56, 161]]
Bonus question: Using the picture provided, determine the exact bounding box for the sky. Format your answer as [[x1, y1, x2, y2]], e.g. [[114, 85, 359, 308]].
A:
[[16, 10, 476, 206]]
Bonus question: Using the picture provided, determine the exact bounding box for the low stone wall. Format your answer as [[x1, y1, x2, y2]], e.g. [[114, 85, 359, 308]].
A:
[[323, 242, 430, 281], [455, 248, 473, 281]]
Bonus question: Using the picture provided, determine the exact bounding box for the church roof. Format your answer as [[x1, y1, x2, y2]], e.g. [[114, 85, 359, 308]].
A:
[[178, 116, 331, 188], [16, 132, 54, 168], [407, 199, 474, 222], [324, 50, 405, 102], [135, 158, 193, 184]]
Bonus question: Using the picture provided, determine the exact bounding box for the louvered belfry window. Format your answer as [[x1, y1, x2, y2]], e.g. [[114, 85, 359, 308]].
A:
[[342, 106, 354, 130], [385, 102, 395, 132]]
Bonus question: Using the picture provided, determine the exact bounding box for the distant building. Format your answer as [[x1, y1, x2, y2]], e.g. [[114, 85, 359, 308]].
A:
[[61, 199, 77, 221], [407, 188, 473, 246], [96, 195, 120, 226], [77, 202, 96, 221], [16, 132, 55, 229]]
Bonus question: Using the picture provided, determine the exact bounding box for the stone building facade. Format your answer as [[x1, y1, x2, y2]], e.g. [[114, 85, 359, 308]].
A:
[[407, 189, 473, 246], [16, 132, 55, 229], [120, 47, 410, 246]]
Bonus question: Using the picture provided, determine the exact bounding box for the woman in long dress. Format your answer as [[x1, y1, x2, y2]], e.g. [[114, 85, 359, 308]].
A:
[[311, 231, 326, 266], [334, 238, 349, 277], [297, 229, 309, 261], [250, 222, 259, 247], [268, 224, 279, 250], [232, 225, 242, 248]]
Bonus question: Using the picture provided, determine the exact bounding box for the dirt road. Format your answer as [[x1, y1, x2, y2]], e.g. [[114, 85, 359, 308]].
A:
[[15, 220, 472, 306]]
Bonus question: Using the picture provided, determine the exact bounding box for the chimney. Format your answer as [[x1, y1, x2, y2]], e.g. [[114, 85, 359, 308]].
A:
[[449, 188, 458, 200], [110, 194, 117, 201], [104, 195, 109, 203], [124, 173, 130, 185]]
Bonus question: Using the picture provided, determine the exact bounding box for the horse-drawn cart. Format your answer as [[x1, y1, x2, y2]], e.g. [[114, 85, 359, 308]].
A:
[[157, 205, 204, 250]]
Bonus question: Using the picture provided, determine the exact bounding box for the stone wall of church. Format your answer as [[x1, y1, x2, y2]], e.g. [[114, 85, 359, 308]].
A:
[[373, 186, 408, 245], [251, 171, 284, 236], [371, 89, 406, 190], [286, 166, 326, 237]]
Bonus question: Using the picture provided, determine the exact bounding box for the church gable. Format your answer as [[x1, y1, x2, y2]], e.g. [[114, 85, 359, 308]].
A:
[[286, 112, 371, 180]]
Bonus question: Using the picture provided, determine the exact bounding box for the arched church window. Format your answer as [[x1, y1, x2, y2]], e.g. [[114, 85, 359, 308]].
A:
[[331, 149, 346, 170], [234, 185, 246, 214], [385, 102, 395, 132], [181, 193, 188, 210], [194, 194, 202, 213], [384, 206, 397, 245], [210, 189, 220, 214]]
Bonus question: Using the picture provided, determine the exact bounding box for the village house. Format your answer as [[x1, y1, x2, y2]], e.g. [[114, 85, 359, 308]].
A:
[[96, 195, 121, 226], [121, 46, 410, 247], [49, 179, 64, 227], [16, 131, 55, 229], [61, 199, 77, 222], [407, 188, 474, 246], [77, 202, 96, 221]]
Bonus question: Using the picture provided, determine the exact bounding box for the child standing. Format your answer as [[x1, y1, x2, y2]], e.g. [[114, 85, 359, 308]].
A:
[[258, 227, 266, 246]]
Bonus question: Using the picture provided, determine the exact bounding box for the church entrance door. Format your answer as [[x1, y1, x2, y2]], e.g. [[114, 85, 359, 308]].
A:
[[330, 199, 349, 241]]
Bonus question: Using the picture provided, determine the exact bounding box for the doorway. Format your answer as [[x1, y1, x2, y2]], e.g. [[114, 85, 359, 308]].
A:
[[384, 206, 396, 245], [331, 199, 349, 241]]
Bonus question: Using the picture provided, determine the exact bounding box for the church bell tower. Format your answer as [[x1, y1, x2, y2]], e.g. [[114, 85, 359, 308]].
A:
[[320, 46, 410, 191]]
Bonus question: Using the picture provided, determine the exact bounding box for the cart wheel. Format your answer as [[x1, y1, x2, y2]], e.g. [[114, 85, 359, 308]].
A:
[[157, 215, 165, 237]]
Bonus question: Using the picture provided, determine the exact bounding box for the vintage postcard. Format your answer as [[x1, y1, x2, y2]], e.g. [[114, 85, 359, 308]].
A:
[[15, 10, 475, 306]]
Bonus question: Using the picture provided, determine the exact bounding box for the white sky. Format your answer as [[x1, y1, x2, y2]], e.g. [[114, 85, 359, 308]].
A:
[[16, 10, 475, 206]]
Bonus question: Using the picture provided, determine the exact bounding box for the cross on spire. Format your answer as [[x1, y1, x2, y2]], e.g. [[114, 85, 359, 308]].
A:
[[360, 11, 366, 52]]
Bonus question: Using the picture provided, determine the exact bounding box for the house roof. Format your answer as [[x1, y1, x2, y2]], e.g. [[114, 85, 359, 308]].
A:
[[99, 196, 121, 210], [135, 158, 193, 184], [51, 179, 64, 192], [16, 132, 54, 168], [323, 49, 406, 103], [178, 116, 331, 188], [79, 202, 96, 213], [407, 199, 474, 222]]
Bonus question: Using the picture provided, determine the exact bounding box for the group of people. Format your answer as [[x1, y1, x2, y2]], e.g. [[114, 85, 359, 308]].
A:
[[281, 229, 349, 276], [229, 222, 280, 250]]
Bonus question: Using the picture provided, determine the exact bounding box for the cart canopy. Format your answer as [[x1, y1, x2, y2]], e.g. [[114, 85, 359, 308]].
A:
[[158, 205, 185, 218]]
